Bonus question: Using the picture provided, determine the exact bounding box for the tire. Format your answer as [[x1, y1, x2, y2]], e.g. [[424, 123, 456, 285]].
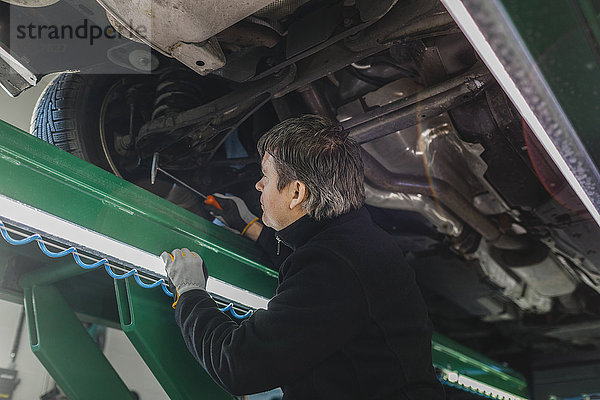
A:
[[30, 73, 122, 172], [29, 72, 213, 215]]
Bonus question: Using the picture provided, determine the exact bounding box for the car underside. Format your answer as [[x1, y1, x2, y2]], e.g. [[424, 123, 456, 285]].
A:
[[3, 0, 600, 395]]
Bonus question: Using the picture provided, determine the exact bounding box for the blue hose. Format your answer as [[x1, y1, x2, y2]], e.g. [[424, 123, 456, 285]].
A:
[[0, 220, 251, 319]]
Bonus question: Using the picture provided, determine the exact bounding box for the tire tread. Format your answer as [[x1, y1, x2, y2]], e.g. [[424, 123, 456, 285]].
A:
[[31, 73, 87, 159]]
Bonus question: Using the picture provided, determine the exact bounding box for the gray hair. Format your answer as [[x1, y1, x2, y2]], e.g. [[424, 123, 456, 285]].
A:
[[257, 115, 365, 221]]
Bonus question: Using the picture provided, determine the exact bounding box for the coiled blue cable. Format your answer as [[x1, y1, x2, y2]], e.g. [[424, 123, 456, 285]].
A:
[[105, 264, 136, 279], [0, 220, 252, 319], [1, 229, 41, 245]]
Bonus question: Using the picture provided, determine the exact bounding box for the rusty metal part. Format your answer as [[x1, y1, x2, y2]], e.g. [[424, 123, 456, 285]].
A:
[[254, 0, 310, 21], [171, 38, 225, 75], [255, 18, 378, 84], [344, 65, 493, 144], [297, 83, 336, 121], [217, 21, 280, 48], [361, 149, 527, 250], [382, 12, 457, 45], [343, 0, 451, 52], [269, 1, 456, 95]]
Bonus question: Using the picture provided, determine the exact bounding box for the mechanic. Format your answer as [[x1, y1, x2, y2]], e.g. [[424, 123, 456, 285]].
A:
[[162, 115, 445, 399]]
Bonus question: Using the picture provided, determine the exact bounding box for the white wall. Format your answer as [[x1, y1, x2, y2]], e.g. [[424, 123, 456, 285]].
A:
[[0, 74, 57, 133], [103, 327, 168, 399], [0, 301, 54, 399]]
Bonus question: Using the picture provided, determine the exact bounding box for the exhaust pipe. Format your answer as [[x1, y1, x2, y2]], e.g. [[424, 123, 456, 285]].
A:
[[361, 149, 528, 250]]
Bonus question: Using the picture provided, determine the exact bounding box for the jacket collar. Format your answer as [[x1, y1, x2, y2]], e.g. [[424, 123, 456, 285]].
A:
[[275, 213, 329, 251], [275, 207, 365, 250]]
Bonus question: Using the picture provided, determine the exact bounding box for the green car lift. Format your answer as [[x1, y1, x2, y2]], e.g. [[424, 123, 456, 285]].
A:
[[0, 120, 277, 400], [0, 121, 528, 399]]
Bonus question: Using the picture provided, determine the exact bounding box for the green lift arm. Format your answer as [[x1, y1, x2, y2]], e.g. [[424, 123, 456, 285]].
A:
[[114, 277, 231, 399], [0, 121, 529, 399], [23, 282, 135, 400]]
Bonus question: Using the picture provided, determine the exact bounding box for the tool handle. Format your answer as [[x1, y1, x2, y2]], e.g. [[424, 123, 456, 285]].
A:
[[204, 195, 223, 210]]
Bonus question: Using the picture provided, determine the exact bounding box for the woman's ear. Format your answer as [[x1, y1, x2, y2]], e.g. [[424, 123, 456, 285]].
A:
[[289, 180, 307, 210]]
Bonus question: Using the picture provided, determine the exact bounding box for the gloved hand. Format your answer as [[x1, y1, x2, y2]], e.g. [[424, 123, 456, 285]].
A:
[[161, 248, 208, 297], [205, 193, 259, 236]]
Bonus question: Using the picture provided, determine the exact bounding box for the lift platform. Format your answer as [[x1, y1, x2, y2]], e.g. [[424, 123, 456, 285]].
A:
[[0, 121, 529, 399]]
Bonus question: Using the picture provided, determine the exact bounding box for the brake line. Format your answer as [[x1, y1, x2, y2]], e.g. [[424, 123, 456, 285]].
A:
[[0, 220, 252, 319]]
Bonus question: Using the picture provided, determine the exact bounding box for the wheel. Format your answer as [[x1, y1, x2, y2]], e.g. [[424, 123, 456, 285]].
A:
[[30, 71, 205, 179], [30, 73, 124, 173], [29, 72, 208, 215], [29, 71, 263, 216]]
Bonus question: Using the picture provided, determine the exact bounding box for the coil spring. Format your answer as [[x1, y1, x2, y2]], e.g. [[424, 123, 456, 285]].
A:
[[151, 69, 205, 120]]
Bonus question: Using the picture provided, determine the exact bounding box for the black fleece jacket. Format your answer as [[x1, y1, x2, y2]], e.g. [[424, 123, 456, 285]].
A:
[[175, 207, 445, 399]]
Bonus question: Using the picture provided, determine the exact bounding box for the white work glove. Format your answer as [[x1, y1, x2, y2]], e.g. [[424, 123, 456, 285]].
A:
[[161, 248, 208, 297], [205, 193, 259, 236]]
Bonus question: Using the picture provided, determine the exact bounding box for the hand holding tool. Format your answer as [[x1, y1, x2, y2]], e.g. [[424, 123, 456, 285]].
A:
[[204, 193, 259, 235]]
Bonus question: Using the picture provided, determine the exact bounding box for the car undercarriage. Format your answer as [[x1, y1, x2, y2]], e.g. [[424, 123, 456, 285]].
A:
[[3, 0, 600, 397]]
